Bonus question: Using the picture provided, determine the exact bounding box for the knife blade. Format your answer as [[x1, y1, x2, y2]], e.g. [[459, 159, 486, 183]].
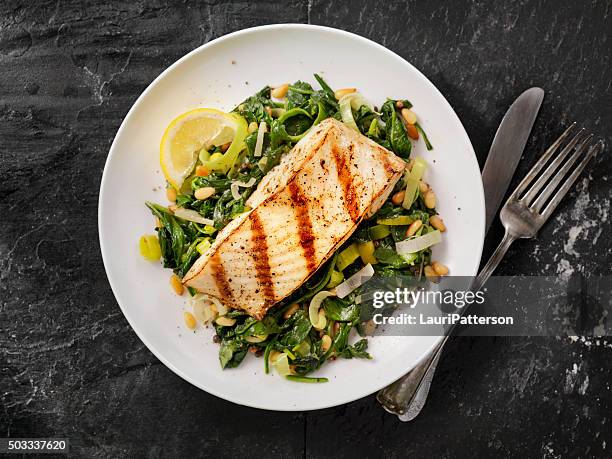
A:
[[482, 87, 544, 232]]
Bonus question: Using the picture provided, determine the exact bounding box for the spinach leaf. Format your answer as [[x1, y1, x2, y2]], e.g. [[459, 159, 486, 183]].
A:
[[177, 237, 204, 277], [269, 119, 292, 147], [284, 113, 312, 137], [286, 81, 314, 110], [323, 297, 360, 322], [192, 173, 232, 191], [380, 99, 411, 157], [290, 252, 338, 304], [374, 246, 410, 268], [212, 189, 235, 228], [388, 110, 412, 157], [146, 202, 186, 271], [219, 339, 249, 369], [337, 338, 371, 359], [235, 316, 283, 336], [278, 310, 312, 348], [332, 322, 353, 352], [233, 86, 273, 124], [353, 105, 378, 134], [314, 74, 335, 100]]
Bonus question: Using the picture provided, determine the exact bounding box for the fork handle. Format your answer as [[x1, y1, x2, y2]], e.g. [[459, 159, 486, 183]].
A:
[[377, 230, 517, 419], [473, 230, 516, 291]]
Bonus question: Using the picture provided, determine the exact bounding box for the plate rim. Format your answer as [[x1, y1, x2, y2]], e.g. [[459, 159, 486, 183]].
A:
[[98, 23, 485, 411]]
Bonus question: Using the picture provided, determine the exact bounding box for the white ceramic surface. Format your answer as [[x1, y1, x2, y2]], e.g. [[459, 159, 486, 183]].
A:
[[99, 24, 485, 411]]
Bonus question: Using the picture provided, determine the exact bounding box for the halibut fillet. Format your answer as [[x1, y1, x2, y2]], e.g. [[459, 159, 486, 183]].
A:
[[183, 118, 406, 319]]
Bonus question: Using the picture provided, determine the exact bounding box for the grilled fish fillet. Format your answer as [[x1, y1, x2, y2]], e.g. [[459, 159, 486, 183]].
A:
[[183, 118, 406, 319]]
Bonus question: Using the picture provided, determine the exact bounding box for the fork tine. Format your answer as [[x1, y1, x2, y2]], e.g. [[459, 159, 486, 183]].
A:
[[531, 134, 594, 212], [521, 128, 587, 205], [509, 123, 576, 201], [541, 140, 603, 219]]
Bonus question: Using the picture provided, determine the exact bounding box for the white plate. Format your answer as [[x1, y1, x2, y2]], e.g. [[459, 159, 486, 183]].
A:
[[99, 24, 485, 411]]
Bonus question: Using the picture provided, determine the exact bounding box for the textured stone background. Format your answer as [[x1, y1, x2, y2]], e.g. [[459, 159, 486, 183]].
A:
[[1, 1, 610, 457]]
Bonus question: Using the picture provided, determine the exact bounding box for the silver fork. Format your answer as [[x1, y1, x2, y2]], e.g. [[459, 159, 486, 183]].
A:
[[378, 123, 604, 419], [477, 123, 602, 284]]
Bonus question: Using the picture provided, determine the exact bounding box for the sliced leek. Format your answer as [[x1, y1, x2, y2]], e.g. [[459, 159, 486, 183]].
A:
[[402, 157, 427, 209], [336, 243, 360, 271], [395, 230, 442, 254]]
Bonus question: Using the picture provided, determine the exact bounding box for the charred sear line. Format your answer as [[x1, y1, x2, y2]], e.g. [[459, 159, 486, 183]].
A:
[[211, 253, 233, 302], [331, 144, 360, 222], [249, 211, 275, 303], [288, 180, 317, 272]]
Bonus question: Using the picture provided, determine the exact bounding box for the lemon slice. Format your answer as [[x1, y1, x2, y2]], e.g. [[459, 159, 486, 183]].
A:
[[160, 108, 247, 190]]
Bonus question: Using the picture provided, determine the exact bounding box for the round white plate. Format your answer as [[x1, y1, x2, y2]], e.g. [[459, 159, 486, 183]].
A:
[[99, 24, 485, 411]]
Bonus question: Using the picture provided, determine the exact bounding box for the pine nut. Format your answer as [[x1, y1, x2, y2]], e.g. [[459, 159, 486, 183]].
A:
[[321, 334, 332, 352], [269, 350, 282, 362], [155, 217, 161, 228], [283, 303, 300, 319], [401, 108, 417, 125], [184, 311, 196, 329], [424, 190, 436, 209], [264, 106, 272, 117], [406, 123, 419, 140], [419, 181, 429, 193], [392, 190, 406, 205], [424, 265, 439, 282], [406, 220, 422, 237], [170, 274, 184, 295], [194, 186, 215, 200], [432, 261, 449, 276], [196, 165, 209, 177], [166, 187, 177, 202], [271, 83, 289, 99], [248, 121, 258, 133], [215, 316, 236, 327], [334, 88, 357, 99], [429, 215, 446, 232], [395, 100, 404, 109]]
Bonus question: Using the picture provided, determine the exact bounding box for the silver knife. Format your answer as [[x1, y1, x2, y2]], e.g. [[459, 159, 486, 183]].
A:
[[377, 87, 544, 420], [483, 87, 545, 231]]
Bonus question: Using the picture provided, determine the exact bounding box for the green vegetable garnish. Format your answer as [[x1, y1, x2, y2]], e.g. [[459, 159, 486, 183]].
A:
[[145, 74, 438, 378], [336, 243, 360, 271], [377, 215, 414, 226], [368, 224, 391, 240]]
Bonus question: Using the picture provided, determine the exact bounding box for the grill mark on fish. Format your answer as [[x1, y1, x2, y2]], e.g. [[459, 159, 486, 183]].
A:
[[249, 211, 275, 303], [331, 144, 360, 222], [182, 119, 407, 320], [288, 180, 317, 272], [211, 253, 233, 302]]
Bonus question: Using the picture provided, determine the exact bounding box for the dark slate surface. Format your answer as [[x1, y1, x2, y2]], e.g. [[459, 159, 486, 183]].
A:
[[1, 1, 610, 457]]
